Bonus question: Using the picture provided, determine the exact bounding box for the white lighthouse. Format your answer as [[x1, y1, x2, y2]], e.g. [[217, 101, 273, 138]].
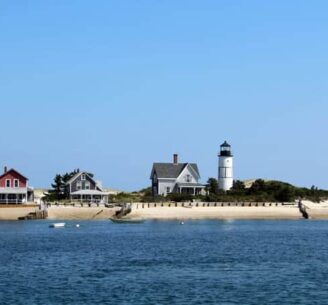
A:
[[218, 141, 233, 191]]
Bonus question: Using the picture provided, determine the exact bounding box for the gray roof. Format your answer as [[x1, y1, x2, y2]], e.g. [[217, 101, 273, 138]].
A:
[[65, 172, 104, 192], [151, 163, 200, 179], [66, 172, 85, 185]]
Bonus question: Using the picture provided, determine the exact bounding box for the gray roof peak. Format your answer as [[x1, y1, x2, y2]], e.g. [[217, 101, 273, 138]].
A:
[[151, 162, 200, 179]]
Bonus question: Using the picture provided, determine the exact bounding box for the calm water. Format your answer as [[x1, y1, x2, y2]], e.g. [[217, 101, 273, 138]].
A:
[[1, 220, 328, 305]]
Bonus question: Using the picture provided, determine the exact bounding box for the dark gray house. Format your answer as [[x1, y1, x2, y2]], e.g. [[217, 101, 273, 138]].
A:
[[65, 171, 109, 203], [150, 154, 205, 196]]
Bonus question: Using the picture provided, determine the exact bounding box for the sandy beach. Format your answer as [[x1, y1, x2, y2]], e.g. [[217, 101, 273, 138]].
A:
[[47, 206, 119, 220], [1, 202, 328, 220], [0, 205, 40, 220], [48, 203, 304, 220], [128, 205, 303, 220], [301, 201, 328, 219]]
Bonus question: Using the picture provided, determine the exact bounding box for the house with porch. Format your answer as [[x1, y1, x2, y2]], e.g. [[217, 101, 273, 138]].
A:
[[150, 154, 205, 197], [0, 167, 34, 204], [65, 171, 109, 204]]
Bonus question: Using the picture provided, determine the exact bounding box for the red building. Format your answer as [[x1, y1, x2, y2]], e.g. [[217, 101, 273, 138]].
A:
[[0, 167, 34, 204]]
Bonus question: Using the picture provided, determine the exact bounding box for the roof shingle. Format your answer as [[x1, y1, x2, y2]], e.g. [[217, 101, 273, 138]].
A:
[[151, 163, 200, 179]]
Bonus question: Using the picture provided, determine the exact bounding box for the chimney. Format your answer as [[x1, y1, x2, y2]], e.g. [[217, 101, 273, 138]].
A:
[[4, 166, 7, 174], [173, 154, 178, 165]]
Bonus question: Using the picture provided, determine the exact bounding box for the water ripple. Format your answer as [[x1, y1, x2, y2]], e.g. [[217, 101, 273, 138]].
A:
[[0, 220, 328, 304]]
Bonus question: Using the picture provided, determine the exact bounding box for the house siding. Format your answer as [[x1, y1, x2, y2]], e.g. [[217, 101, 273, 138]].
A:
[[158, 180, 176, 196], [70, 174, 97, 193], [176, 165, 198, 184], [0, 171, 27, 188]]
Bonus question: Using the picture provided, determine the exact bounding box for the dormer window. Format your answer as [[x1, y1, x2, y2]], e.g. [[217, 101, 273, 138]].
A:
[[14, 179, 19, 188], [5, 180, 11, 188], [81, 174, 86, 181]]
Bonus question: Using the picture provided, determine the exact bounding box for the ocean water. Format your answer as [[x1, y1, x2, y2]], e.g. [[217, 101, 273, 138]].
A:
[[0, 220, 328, 305]]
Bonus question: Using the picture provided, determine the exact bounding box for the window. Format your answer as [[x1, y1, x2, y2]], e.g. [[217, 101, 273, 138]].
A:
[[14, 179, 19, 188], [185, 175, 192, 183], [166, 187, 171, 194], [81, 174, 86, 181], [77, 181, 82, 190], [5, 180, 11, 188], [85, 181, 90, 190]]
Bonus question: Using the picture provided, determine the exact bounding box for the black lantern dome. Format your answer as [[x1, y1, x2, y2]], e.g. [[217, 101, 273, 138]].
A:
[[219, 141, 232, 157]]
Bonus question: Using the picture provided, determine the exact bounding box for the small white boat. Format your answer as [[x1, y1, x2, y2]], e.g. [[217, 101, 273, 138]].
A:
[[49, 223, 66, 228]]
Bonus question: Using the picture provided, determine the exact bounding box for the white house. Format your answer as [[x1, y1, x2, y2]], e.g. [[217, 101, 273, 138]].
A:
[[150, 154, 205, 197]]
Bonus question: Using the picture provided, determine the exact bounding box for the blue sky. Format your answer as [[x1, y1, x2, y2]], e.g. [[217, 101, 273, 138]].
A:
[[1, 0, 327, 190]]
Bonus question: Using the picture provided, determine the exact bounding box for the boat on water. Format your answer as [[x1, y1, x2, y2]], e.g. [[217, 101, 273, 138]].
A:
[[110, 218, 145, 224], [49, 223, 66, 228]]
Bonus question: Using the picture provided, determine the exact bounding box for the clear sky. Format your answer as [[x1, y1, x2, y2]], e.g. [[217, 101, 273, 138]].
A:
[[1, 0, 327, 191]]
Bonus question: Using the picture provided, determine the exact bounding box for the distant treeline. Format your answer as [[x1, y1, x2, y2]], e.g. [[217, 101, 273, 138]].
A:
[[202, 178, 328, 203]]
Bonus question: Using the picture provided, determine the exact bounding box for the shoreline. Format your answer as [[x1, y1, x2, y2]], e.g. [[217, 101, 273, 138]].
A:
[[127, 206, 302, 220], [1, 201, 328, 220]]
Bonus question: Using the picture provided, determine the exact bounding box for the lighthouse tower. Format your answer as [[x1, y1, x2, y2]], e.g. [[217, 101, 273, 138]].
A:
[[218, 141, 233, 191]]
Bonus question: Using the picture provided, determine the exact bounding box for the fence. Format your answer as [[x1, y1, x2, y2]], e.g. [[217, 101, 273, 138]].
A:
[[130, 202, 290, 209]]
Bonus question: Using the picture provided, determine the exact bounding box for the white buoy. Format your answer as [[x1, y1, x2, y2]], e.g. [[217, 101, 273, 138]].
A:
[[180, 222, 184, 225], [76, 224, 80, 228]]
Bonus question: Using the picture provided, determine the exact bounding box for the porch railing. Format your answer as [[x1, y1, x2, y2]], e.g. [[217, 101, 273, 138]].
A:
[[0, 199, 24, 204]]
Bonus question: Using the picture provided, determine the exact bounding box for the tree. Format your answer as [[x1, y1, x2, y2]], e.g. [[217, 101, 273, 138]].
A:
[[46, 174, 66, 201], [206, 178, 219, 195], [309, 185, 320, 203], [232, 180, 245, 191], [62, 169, 80, 184], [45, 169, 86, 202], [250, 179, 266, 193], [275, 186, 295, 202]]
